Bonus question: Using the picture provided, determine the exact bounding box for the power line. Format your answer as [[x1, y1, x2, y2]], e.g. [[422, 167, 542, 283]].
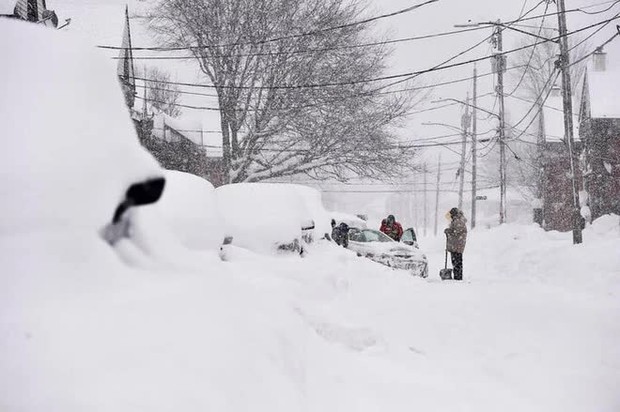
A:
[[123, 16, 620, 92], [568, 28, 620, 67], [577, 0, 620, 15], [106, 27, 492, 60], [506, 0, 550, 97], [320, 185, 500, 194], [510, 69, 560, 131], [100, 3, 608, 53], [511, 71, 561, 142], [101, 0, 439, 52]]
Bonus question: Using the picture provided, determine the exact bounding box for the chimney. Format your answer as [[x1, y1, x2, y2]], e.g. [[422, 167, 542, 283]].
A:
[[593, 47, 607, 72], [550, 84, 561, 98]]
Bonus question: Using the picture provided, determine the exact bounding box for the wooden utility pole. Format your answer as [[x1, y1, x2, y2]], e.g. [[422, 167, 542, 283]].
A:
[[434, 155, 442, 236], [495, 21, 507, 224], [471, 64, 478, 229], [458, 93, 471, 210], [556, 0, 583, 244]]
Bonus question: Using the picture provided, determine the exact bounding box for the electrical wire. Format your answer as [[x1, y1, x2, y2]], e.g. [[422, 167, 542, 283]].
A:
[[577, 0, 620, 15], [506, 1, 550, 97], [122, 16, 620, 92], [102, 0, 440, 52], [100, 2, 604, 53]]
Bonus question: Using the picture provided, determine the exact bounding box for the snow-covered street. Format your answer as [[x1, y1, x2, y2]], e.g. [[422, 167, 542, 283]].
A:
[[2, 217, 619, 411]]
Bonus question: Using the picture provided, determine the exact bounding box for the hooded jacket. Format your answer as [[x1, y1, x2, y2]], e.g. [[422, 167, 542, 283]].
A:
[[380, 218, 403, 241], [445, 209, 467, 253]]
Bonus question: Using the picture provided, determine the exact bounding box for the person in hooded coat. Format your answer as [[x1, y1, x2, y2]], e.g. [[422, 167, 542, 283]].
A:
[[331, 222, 350, 248], [380, 214, 403, 241], [444, 207, 467, 280]]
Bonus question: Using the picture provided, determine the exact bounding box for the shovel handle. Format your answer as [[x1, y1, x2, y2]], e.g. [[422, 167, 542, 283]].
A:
[[444, 232, 449, 270]]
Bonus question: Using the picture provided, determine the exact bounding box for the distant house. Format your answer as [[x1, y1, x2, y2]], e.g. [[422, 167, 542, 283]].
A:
[[0, 0, 57, 27], [138, 114, 225, 185], [116, 5, 136, 111], [578, 47, 620, 220], [114, 7, 225, 185], [538, 86, 582, 232]]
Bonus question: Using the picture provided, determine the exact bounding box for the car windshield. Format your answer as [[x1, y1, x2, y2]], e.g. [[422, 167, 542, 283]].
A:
[[349, 229, 394, 243]]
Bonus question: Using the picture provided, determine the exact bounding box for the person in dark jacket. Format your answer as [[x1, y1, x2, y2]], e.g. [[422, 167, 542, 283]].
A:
[[444, 207, 467, 280], [380, 214, 403, 241], [331, 222, 350, 248]]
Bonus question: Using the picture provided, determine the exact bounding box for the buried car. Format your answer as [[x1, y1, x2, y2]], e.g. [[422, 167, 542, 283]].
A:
[[214, 183, 325, 255], [347, 228, 428, 277]]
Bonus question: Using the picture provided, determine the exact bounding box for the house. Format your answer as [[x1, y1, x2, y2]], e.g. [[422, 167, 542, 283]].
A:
[[538, 86, 582, 232], [139, 113, 225, 185], [0, 0, 57, 27], [116, 5, 136, 110], [578, 47, 620, 220], [114, 7, 225, 185]]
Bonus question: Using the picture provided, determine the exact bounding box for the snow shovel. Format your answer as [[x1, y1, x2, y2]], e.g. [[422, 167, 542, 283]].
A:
[[439, 235, 453, 280]]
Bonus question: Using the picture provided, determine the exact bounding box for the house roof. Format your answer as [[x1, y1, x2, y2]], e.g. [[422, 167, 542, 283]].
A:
[[542, 89, 579, 142], [152, 113, 223, 158], [581, 46, 620, 119]]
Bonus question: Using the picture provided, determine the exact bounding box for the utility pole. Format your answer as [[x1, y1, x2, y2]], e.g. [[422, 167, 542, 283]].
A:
[[411, 169, 417, 228], [458, 93, 471, 210], [434, 155, 442, 236], [556, 0, 583, 244], [423, 163, 428, 236], [471, 64, 478, 229], [494, 21, 508, 224]]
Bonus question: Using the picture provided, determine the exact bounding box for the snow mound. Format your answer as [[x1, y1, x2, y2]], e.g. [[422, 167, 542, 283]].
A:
[[0, 20, 161, 235], [587, 214, 620, 238], [134, 170, 225, 251], [215, 183, 327, 253]]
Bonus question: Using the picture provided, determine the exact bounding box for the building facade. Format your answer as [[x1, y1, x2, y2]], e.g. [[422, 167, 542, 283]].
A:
[[1, 0, 57, 27], [578, 48, 620, 220]]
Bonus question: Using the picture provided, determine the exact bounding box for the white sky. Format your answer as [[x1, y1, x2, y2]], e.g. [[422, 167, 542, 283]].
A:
[[46, 0, 620, 218]]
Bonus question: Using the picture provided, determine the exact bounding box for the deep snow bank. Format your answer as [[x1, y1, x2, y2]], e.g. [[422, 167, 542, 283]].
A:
[[0, 20, 161, 235]]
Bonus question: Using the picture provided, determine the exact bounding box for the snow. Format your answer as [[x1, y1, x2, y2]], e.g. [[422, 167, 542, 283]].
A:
[[543, 92, 579, 142], [2, 16, 620, 412], [582, 48, 620, 119], [0, 0, 15, 14], [0, 20, 161, 235], [330, 211, 368, 229], [3, 211, 620, 411], [132, 170, 225, 251], [152, 113, 202, 144], [588, 69, 620, 119], [215, 183, 319, 254]]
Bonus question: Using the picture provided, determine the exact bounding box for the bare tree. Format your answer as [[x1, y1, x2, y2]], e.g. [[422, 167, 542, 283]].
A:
[[148, 0, 420, 183], [145, 66, 182, 118], [510, 27, 587, 103], [500, 26, 588, 199]]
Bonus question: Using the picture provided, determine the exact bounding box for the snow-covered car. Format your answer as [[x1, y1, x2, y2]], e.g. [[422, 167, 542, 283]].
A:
[[330, 212, 367, 230], [0, 20, 165, 254], [132, 170, 225, 251], [347, 228, 428, 277], [215, 183, 328, 255]]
